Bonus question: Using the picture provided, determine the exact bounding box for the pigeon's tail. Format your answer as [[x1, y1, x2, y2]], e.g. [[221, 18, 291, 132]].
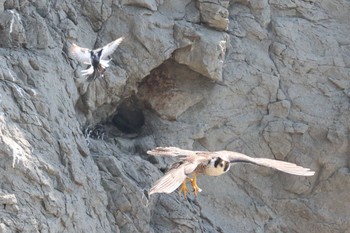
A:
[[81, 66, 94, 76], [86, 64, 105, 82]]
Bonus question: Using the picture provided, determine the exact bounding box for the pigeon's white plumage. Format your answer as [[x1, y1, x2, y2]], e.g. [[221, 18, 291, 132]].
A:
[[98, 37, 124, 60], [70, 44, 91, 65], [70, 37, 124, 81]]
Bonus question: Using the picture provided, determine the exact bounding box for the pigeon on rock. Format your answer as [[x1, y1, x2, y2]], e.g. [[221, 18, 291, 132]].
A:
[[70, 37, 124, 82]]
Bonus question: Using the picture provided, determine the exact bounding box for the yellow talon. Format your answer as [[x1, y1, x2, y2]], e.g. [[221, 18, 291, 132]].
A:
[[179, 179, 190, 199], [179, 176, 202, 199], [190, 175, 202, 197]]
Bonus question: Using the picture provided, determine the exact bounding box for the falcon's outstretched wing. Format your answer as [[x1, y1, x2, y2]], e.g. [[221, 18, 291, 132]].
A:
[[147, 147, 199, 157], [218, 151, 315, 176], [148, 147, 213, 195], [148, 147, 315, 177], [149, 162, 201, 195], [149, 164, 187, 195]]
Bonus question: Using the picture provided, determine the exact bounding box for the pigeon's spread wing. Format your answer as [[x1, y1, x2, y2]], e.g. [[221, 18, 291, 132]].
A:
[[100, 37, 124, 60], [69, 43, 91, 64], [219, 151, 315, 176]]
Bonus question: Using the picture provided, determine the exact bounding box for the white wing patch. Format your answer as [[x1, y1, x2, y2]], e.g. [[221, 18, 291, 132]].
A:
[[70, 37, 124, 66], [99, 37, 124, 60], [69, 43, 91, 65]]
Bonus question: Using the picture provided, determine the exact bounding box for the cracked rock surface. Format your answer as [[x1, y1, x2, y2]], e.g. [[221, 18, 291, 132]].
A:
[[0, 0, 349, 232]]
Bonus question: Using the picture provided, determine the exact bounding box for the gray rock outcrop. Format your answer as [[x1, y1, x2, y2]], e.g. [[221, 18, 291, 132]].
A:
[[0, 0, 349, 232]]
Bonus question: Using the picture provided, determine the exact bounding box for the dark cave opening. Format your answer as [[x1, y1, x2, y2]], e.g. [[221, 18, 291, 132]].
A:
[[112, 96, 145, 134], [82, 96, 146, 140], [82, 59, 211, 141]]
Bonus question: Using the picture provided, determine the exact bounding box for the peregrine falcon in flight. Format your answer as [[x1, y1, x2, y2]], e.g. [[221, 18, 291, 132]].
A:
[[147, 147, 315, 198], [69, 37, 124, 81]]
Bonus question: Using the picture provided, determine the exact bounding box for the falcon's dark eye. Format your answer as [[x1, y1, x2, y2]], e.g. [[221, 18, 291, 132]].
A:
[[214, 157, 223, 168]]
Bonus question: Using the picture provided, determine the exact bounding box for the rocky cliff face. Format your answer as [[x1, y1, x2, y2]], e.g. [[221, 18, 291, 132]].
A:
[[0, 0, 349, 232]]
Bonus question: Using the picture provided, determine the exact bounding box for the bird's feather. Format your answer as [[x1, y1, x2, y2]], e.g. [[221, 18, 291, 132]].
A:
[[148, 147, 315, 196], [69, 37, 124, 65], [81, 66, 94, 76], [99, 37, 124, 60], [147, 147, 212, 169], [148, 147, 207, 158], [218, 151, 315, 176], [99, 59, 111, 68], [149, 164, 187, 195], [149, 161, 202, 195], [148, 147, 315, 176], [69, 43, 91, 64]]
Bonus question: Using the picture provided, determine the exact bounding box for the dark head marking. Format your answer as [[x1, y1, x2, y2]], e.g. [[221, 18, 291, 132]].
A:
[[214, 158, 222, 167], [97, 49, 103, 57], [214, 157, 230, 172], [91, 50, 102, 68]]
